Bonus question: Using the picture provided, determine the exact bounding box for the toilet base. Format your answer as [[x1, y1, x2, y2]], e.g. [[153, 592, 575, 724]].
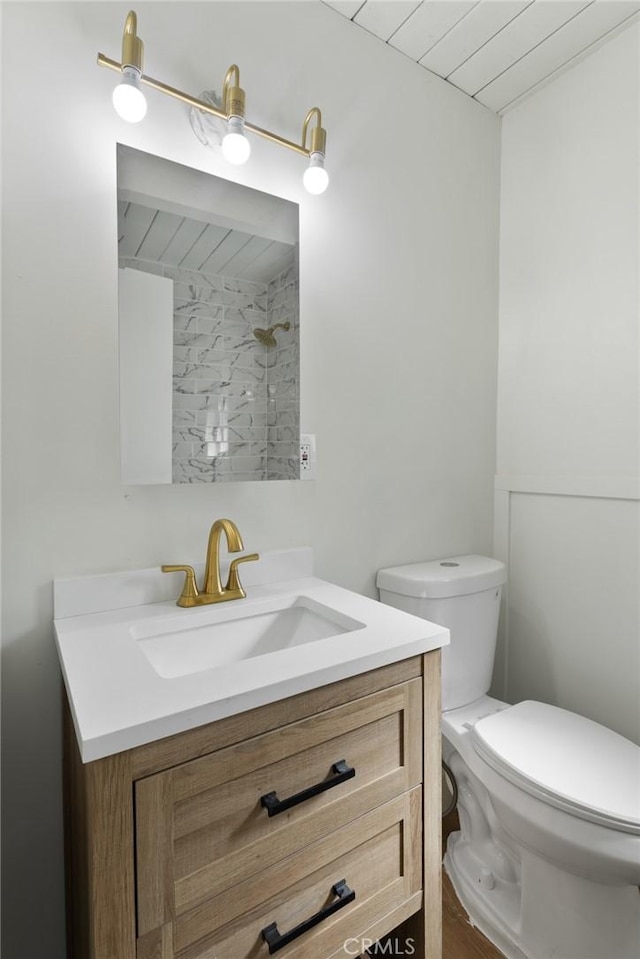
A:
[[444, 835, 525, 959], [445, 827, 640, 959]]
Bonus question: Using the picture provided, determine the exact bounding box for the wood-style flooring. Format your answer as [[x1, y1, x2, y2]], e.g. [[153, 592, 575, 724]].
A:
[[442, 811, 506, 959]]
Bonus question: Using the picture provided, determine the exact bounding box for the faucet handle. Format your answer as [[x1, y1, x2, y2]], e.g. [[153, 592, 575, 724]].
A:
[[161, 564, 199, 607], [225, 553, 260, 597]]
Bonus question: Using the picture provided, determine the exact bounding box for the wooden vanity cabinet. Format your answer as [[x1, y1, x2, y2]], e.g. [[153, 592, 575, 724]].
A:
[[64, 652, 441, 959]]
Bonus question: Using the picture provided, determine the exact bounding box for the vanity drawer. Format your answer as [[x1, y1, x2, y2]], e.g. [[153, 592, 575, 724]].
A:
[[135, 679, 422, 936], [137, 788, 422, 959]]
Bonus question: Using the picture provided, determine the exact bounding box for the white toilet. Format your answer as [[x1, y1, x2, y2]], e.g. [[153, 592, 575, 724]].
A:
[[377, 555, 640, 959]]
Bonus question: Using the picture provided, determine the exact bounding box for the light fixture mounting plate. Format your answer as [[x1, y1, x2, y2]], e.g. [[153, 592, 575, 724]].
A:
[[189, 90, 225, 152]]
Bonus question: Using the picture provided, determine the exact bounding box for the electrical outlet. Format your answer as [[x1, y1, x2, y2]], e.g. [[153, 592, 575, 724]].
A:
[[299, 433, 316, 480]]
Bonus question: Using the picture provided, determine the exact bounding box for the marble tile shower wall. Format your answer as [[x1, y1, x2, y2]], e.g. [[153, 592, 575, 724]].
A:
[[119, 257, 299, 482], [266, 262, 299, 481]]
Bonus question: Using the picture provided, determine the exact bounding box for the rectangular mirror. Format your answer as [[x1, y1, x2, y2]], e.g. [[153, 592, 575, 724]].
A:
[[117, 145, 300, 483]]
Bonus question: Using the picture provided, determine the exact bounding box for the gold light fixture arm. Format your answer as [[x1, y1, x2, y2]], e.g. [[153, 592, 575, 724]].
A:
[[121, 11, 143, 71], [222, 64, 242, 116], [302, 107, 327, 156], [223, 64, 240, 90]]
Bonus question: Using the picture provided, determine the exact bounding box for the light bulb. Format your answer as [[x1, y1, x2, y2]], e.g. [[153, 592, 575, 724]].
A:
[[303, 153, 329, 195], [112, 67, 147, 123], [222, 116, 251, 165]]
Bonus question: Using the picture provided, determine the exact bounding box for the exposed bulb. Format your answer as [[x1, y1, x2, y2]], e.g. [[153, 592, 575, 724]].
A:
[[303, 153, 329, 195], [112, 66, 147, 123], [222, 116, 251, 165]]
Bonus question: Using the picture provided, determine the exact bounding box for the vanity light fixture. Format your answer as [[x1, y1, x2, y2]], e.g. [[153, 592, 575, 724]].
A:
[[98, 10, 329, 193]]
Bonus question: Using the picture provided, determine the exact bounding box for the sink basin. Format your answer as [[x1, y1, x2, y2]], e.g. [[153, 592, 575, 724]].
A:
[[132, 594, 366, 678]]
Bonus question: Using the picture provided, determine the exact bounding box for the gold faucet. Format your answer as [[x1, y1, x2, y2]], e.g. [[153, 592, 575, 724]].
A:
[[162, 519, 259, 607]]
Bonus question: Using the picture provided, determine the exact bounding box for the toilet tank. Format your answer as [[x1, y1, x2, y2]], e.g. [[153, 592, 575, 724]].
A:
[[376, 555, 506, 711]]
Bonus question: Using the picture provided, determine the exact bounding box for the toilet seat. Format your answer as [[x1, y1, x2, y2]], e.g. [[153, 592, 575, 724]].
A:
[[471, 701, 640, 835]]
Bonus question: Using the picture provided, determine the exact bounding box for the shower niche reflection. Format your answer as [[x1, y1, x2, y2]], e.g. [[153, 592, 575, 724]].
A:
[[117, 145, 299, 484]]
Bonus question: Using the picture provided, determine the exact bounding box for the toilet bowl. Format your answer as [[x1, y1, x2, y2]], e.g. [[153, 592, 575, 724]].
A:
[[377, 555, 640, 959]]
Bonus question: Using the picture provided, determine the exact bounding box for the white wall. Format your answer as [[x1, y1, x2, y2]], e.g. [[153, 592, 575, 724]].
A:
[[0, 3, 500, 955], [495, 24, 639, 744]]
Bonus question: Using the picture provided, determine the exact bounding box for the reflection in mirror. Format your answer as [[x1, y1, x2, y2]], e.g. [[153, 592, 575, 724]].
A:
[[117, 145, 300, 484]]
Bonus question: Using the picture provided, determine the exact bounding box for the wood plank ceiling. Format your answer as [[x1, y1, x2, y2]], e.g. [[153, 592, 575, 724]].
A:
[[118, 201, 296, 286], [322, 0, 640, 113]]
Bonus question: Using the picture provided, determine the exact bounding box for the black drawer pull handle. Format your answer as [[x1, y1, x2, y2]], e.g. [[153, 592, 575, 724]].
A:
[[261, 879, 355, 954], [260, 760, 355, 817]]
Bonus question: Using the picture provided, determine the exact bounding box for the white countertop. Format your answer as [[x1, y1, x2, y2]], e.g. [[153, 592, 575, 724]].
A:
[[54, 549, 448, 762]]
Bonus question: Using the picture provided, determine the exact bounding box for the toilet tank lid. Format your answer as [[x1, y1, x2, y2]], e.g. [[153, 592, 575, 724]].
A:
[[376, 555, 506, 599]]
